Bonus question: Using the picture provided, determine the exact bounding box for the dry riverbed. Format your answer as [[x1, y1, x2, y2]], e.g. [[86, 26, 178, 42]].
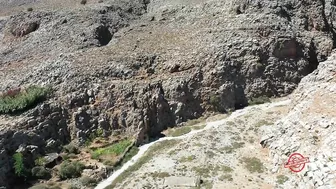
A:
[[98, 99, 293, 189]]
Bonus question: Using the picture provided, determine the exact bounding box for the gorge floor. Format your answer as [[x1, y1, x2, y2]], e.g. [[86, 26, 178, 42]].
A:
[[97, 98, 296, 189]]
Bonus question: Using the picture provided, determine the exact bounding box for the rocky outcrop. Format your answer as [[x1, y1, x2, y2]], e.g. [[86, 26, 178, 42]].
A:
[[261, 51, 336, 188], [0, 103, 70, 188]]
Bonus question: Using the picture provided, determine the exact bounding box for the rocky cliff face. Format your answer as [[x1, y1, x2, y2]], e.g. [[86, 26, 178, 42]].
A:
[[1, 0, 336, 188], [261, 51, 336, 189]]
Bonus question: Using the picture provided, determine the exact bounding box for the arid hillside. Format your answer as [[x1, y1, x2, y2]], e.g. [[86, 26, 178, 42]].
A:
[[0, 0, 336, 188]]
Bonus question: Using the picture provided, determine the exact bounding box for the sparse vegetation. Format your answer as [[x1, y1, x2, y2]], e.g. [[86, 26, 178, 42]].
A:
[[241, 157, 264, 173], [276, 175, 289, 185], [149, 171, 170, 179], [34, 157, 47, 166], [221, 165, 233, 172], [91, 139, 132, 160], [220, 141, 244, 153], [248, 96, 270, 105], [118, 146, 139, 165], [167, 126, 192, 137], [27, 7, 33, 12], [29, 184, 62, 189], [179, 155, 195, 163], [80, 176, 97, 187], [0, 86, 50, 114], [31, 166, 51, 179], [209, 94, 221, 111], [59, 161, 84, 179], [219, 174, 233, 181], [108, 139, 180, 188]]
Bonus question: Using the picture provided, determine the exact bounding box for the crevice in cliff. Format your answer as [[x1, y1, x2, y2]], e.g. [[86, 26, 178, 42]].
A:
[[320, 0, 336, 48]]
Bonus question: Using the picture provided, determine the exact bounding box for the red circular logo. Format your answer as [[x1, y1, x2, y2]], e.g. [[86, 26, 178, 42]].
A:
[[284, 153, 309, 172]]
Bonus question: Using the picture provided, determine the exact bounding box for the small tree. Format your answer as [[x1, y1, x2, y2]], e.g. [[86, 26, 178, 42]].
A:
[[13, 152, 25, 177]]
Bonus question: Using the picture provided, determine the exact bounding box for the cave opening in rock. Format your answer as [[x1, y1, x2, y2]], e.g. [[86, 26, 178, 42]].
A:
[[95, 26, 112, 46]]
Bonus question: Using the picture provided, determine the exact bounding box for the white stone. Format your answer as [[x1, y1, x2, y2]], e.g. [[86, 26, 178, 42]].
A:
[[309, 163, 319, 171], [164, 176, 199, 187]]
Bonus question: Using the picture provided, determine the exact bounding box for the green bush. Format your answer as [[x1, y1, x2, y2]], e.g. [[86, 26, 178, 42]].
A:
[[63, 144, 80, 154], [13, 152, 25, 177], [80, 0, 87, 5], [31, 166, 51, 179], [0, 86, 50, 114], [34, 157, 46, 166], [59, 161, 84, 180], [80, 176, 97, 186], [27, 7, 33, 12]]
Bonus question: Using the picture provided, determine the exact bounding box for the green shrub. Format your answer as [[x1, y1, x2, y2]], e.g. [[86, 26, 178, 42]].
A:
[[0, 86, 50, 114], [27, 7, 33, 12], [91, 139, 132, 159], [59, 161, 84, 180], [80, 176, 97, 186], [80, 0, 87, 5], [31, 166, 51, 179], [63, 144, 80, 154], [34, 157, 46, 166], [13, 152, 25, 177]]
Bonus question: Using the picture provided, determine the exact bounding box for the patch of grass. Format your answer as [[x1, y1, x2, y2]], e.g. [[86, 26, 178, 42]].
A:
[[179, 155, 195, 163], [168, 126, 192, 137], [0, 86, 50, 114], [241, 157, 264, 173], [91, 139, 132, 160], [116, 146, 139, 168], [219, 174, 233, 181], [248, 96, 270, 105], [276, 175, 289, 185], [107, 139, 179, 188], [59, 161, 84, 180]]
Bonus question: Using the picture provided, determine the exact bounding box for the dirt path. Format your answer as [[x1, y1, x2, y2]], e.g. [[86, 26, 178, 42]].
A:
[[96, 99, 291, 189]]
